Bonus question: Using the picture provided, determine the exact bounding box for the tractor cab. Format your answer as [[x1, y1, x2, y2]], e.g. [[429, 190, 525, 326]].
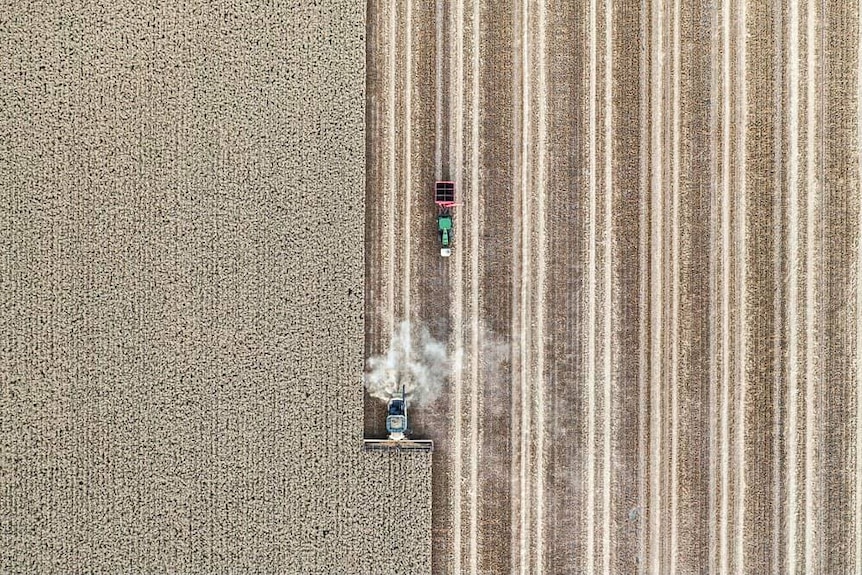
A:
[[386, 396, 407, 440], [437, 213, 453, 257]]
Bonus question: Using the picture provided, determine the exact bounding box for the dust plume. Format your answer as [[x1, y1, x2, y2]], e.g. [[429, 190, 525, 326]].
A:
[[365, 321, 449, 406]]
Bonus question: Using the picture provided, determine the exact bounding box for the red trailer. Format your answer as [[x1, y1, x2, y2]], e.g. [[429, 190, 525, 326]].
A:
[[434, 181, 456, 208]]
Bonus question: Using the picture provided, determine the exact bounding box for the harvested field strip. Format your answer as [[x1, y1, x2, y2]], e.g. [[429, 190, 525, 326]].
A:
[[365, 0, 862, 573]]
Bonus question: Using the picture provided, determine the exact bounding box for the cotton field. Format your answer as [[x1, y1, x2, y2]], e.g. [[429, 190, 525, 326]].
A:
[[1, 1, 430, 574]]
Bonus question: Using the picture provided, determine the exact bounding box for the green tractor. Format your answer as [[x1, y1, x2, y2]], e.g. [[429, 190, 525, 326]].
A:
[[435, 181, 457, 257]]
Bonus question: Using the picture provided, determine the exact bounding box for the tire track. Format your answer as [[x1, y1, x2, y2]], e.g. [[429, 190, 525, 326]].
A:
[[602, 0, 613, 571], [648, 0, 665, 571], [509, 0, 525, 570], [535, 0, 548, 570], [637, 0, 651, 568], [434, 0, 444, 179], [450, 0, 466, 565], [515, 1, 533, 572], [669, 0, 681, 569], [707, 0, 721, 570]]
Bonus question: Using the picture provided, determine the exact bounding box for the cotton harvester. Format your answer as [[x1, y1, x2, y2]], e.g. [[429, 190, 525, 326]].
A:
[[435, 181, 457, 257], [362, 385, 433, 452]]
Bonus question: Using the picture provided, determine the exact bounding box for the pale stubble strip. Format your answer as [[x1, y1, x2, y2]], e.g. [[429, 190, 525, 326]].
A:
[[719, 0, 732, 569], [452, 0, 466, 568], [771, 6, 785, 569], [434, 0, 443, 179], [649, 0, 664, 570], [637, 0, 651, 569], [535, 0, 548, 570], [670, 0, 681, 570], [786, 0, 801, 571], [735, 0, 748, 571], [707, 0, 721, 569], [803, 0, 819, 570], [518, 0, 533, 571], [509, 0, 524, 569], [468, 0, 480, 570], [602, 0, 614, 572]]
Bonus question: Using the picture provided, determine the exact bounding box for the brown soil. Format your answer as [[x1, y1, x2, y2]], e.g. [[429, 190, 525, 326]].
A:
[[365, 0, 862, 573]]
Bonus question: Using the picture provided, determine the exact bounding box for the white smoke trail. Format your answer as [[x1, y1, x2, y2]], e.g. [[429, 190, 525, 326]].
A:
[[365, 321, 449, 406]]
